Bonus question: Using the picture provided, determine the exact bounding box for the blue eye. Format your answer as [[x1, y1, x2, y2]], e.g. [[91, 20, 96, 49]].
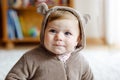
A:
[[65, 32, 71, 35], [49, 29, 57, 33]]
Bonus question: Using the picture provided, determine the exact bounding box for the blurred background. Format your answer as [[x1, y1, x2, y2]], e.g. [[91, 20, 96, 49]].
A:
[[0, 0, 120, 80], [75, 0, 120, 47]]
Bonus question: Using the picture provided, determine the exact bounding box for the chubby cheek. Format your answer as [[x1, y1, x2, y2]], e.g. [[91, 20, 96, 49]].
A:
[[44, 34, 53, 47], [66, 40, 78, 50], [44, 33, 49, 46]]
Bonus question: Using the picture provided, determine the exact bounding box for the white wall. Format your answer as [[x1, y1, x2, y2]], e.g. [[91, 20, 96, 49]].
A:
[[74, 0, 104, 38], [73, 0, 120, 45], [104, 0, 120, 45]]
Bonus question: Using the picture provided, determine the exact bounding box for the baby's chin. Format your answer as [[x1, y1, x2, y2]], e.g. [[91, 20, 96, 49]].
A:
[[51, 50, 72, 55], [45, 46, 74, 55], [51, 51, 66, 55]]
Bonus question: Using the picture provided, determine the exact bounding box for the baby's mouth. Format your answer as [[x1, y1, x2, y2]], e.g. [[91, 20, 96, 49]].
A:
[[53, 43, 65, 47], [54, 44, 64, 46]]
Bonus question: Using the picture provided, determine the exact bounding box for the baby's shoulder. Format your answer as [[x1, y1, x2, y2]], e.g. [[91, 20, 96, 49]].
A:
[[23, 45, 47, 59]]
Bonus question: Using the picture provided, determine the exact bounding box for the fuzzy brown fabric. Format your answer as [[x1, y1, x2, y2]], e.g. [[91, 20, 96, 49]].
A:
[[5, 45, 94, 80]]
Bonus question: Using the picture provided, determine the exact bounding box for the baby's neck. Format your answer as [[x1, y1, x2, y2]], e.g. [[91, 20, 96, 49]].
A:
[[57, 53, 71, 63]]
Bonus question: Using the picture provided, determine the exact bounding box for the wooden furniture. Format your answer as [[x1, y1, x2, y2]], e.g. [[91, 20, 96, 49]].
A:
[[1, 0, 73, 49]]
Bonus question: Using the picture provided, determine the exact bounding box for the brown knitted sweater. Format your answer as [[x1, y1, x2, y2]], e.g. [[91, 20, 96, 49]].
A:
[[5, 45, 93, 80]]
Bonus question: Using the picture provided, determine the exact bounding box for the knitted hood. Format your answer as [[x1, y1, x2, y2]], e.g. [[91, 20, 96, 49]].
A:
[[37, 3, 90, 51]]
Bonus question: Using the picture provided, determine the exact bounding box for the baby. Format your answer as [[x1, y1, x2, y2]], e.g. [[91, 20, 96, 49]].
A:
[[5, 3, 94, 80]]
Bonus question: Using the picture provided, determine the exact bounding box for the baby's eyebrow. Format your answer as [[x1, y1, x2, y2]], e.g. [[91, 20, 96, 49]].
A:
[[47, 26, 55, 29], [46, 26, 57, 30]]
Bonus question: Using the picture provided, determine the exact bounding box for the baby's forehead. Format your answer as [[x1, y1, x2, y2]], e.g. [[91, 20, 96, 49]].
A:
[[48, 10, 78, 22], [46, 19, 79, 31]]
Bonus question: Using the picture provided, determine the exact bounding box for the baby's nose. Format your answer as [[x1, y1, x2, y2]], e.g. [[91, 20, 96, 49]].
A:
[[54, 33, 64, 41]]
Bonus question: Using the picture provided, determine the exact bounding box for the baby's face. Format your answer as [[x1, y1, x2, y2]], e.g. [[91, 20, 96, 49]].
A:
[[44, 19, 80, 55]]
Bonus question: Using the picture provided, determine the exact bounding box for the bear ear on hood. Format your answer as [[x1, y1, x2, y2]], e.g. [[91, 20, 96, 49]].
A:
[[37, 2, 49, 15], [81, 14, 91, 25]]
